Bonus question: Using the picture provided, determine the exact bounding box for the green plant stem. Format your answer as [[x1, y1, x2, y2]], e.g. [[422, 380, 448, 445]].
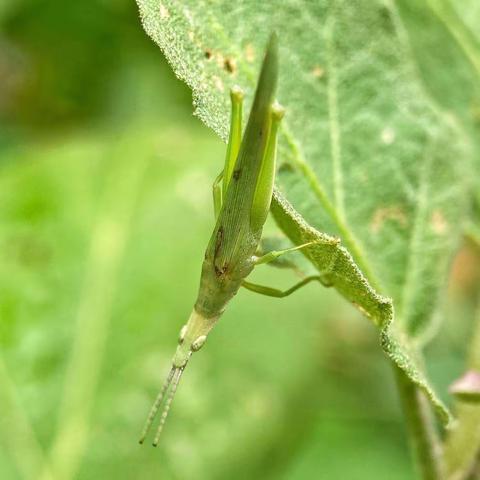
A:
[[395, 366, 445, 480], [38, 135, 148, 480], [444, 298, 480, 480]]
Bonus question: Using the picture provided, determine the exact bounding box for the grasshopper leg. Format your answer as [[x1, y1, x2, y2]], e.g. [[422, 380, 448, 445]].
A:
[[254, 240, 317, 266], [212, 86, 244, 219], [222, 86, 244, 196], [242, 274, 331, 298], [250, 101, 285, 232]]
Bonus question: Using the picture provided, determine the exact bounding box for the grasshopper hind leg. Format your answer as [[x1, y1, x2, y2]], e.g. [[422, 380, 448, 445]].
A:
[[223, 86, 244, 195], [212, 86, 244, 219], [242, 275, 331, 298]]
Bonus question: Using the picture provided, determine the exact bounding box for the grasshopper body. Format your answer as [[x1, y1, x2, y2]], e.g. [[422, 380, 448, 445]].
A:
[[140, 34, 316, 446], [195, 38, 278, 319]]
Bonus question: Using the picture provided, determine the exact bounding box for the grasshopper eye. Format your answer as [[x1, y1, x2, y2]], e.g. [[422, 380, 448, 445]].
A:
[[178, 324, 188, 344], [191, 335, 207, 352]]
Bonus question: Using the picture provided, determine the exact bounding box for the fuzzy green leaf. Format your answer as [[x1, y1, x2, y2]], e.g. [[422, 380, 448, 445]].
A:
[[395, 0, 480, 236], [403, 1, 480, 469], [271, 189, 451, 424], [136, 0, 473, 423]]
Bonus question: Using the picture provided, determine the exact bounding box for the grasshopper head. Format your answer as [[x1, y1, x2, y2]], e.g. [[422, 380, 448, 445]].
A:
[[139, 309, 220, 446], [173, 309, 219, 367]]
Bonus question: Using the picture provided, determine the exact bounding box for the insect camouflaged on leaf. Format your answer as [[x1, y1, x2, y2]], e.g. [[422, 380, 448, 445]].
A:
[[139, 34, 323, 447]]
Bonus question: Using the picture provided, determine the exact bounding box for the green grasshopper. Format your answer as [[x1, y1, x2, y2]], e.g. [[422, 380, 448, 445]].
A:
[[139, 34, 321, 446]]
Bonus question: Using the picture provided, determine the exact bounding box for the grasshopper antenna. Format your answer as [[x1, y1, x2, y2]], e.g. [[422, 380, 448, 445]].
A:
[[139, 365, 177, 445], [152, 366, 185, 446], [139, 315, 200, 446]]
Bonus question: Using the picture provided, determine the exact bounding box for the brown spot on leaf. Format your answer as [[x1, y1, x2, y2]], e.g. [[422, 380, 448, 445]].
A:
[[224, 57, 236, 74], [449, 244, 480, 296], [371, 206, 408, 234], [204, 48, 213, 60], [245, 44, 255, 63], [312, 65, 325, 79]]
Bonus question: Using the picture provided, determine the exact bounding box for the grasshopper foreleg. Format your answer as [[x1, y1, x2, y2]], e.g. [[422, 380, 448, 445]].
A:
[[253, 240, 318, 266]]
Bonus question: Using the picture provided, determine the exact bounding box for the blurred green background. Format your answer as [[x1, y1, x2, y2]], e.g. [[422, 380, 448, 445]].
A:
[[0, 1, 478, 479]]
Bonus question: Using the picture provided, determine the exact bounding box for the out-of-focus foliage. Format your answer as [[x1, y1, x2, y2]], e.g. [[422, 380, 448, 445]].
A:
[[396, 0, 480, 246], [0, 1, 479, 480]]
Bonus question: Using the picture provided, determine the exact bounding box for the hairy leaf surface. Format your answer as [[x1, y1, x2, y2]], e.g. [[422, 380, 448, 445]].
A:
[[396, 0, 480, 236], [136, 0, 473, 423]]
